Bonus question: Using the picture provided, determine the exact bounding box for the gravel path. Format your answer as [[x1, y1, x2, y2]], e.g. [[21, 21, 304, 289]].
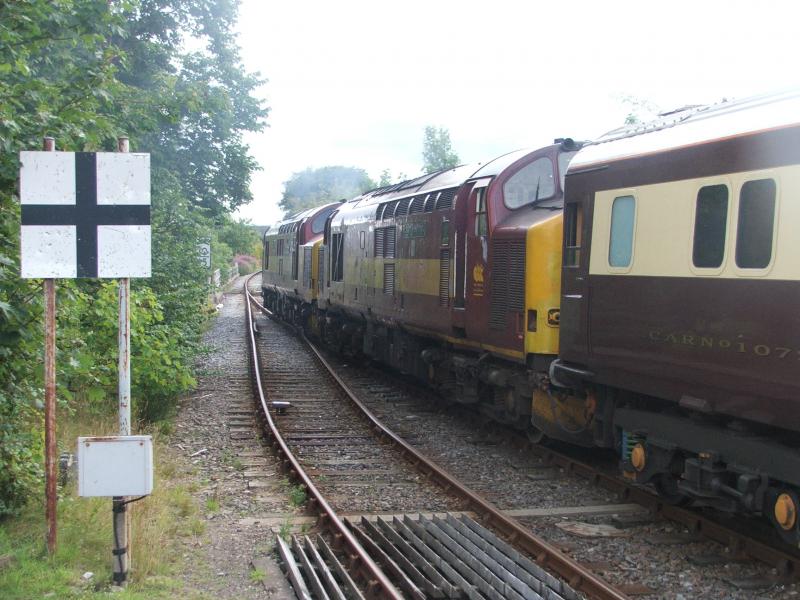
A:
[[168, 279, 295, 599]]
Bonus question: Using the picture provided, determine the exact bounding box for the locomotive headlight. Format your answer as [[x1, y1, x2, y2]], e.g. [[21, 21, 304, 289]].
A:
[[775, 493, 797, 531], [631, 443, 646, 472], [547, 309, 560, 327]]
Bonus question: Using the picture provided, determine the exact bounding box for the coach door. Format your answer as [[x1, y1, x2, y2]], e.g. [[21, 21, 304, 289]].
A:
[[559, 197, 589, 360]]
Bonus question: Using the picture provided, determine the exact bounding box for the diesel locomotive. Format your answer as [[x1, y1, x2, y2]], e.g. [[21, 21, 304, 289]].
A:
[[262, 91, 800, 544]]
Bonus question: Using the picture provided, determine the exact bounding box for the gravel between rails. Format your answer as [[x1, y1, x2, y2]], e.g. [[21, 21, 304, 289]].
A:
[[325, 355, 800, 600], [254, 308, 467, 516]]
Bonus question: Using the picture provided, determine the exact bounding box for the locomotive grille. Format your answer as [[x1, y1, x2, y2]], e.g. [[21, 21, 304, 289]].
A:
[[396, 197, 411, 216], [383, 263, 395, 295], [303, 247, 312, 289], [436, 188, 456, 211], [439, 249, 450, 306], [489, 239, 525, 330], [385, 226, 396, 258], [408, 195, 425, 214], [374, 226, 396, 258]]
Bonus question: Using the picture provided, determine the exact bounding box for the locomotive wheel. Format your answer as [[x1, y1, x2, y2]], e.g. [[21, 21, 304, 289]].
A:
[[653, 474, 693, 507]]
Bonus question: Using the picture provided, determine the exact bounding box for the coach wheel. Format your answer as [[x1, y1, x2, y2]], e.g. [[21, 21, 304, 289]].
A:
[[653, 473, 693, 507], [526, 426, 546, 445], [771, 489, 800, 546]]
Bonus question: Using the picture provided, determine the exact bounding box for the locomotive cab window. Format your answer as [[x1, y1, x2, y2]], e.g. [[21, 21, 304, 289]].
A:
[[503, 157, 555, 209], [311, 207, 333, 234], [692, 184, 729, 268], [475, 189, 487, 236], [608, 195, 635, 268], [735, 178, 776, 269]]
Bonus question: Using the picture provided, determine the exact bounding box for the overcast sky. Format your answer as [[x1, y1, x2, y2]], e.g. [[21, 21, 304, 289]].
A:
[[234, 0, 800, 225]]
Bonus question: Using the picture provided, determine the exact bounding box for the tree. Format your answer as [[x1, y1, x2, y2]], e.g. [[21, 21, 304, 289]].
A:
[[422, 126, 460, 174], [113, 0, 269, 217], [620, 95, 659, 125], [0, 0, 267, 514], [280, 166, 375, 216], [378, 168, 408, 187]]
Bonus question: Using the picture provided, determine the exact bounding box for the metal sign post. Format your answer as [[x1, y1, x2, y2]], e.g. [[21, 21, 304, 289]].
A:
[[114, 136, 131, 587], [43, 134, 58, 556], [19, 138, 151, 582]]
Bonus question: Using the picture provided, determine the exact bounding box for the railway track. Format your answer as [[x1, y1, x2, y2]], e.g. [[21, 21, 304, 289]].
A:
[[323, 342, 800, 598], [244, 274, 625, 600], [245, 272, 800, 598]]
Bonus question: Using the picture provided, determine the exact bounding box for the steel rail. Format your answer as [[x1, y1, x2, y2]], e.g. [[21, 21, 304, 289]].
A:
[[519, 443, 800, 580], [246, 276, 628, 600], [300, 334, 630, 600], [243, 274, 404, 600]]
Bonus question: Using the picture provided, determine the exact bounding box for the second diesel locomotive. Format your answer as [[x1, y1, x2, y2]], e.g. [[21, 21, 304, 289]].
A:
[[263, 139, 582, 437], [262, 91, 800, 545]]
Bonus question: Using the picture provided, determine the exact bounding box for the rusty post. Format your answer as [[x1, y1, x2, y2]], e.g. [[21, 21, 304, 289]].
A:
[[43, 136, 57, 555], [113, 135, 131, 587]]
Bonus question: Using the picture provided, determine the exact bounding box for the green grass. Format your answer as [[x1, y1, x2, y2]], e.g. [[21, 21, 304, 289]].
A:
[[248, 567, 266, 584], [204, 497, 220, 513], [0, 410, 209, 599], [278, 520, 292, 541], [287, 485, 306, 508]]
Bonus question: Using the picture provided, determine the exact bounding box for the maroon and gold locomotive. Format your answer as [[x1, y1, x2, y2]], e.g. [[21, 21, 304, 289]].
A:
[[262, 91, 800, 544]]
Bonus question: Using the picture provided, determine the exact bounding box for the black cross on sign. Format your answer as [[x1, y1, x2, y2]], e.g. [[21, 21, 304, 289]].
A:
[[20, 153, 150, 278]]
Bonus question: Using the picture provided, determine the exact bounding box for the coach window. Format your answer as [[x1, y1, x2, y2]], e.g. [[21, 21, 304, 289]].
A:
[[692, 184, 728, 268], [475, 189, 488, 236], [608, 195, 635, 268], [503, 157, 555, 209], [736, 178, 776, 269], [564, 203, 582, 267]]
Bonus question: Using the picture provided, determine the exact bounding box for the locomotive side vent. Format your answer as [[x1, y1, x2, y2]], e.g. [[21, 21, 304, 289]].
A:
[[385, 226, 396, 258], [489, 239, 525, 330], [374, 227, 385, 257], [383, 263, 395, 295], [439, 249, 450, 306], [303, 247, 312, 289], [396, 197, 411, 217], [408, 195, 425, 214], [436, 188, 456, 211], [424, 193, 437, 213]]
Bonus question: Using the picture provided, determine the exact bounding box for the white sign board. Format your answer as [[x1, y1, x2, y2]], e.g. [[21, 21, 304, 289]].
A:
[[77, 435, 153, 497], [197, 242, 211, 268], [20, 151, 151, 279]]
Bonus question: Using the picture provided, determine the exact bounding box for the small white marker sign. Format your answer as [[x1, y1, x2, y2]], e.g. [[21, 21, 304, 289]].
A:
[[20, 151, 151, 279], [197, 242, 211, 268]]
